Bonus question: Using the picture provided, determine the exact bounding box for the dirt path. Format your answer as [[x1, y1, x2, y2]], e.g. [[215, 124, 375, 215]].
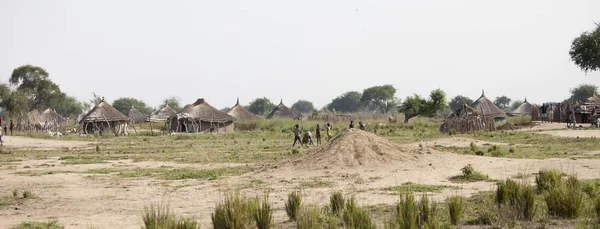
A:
[[538, 129, 600, 138], [1, 136, 94, 150]]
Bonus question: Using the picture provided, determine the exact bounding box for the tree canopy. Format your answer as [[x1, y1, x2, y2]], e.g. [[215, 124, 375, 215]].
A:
[[162, 96, 182, 111], [509, 100, 523, 111], [570, 84, 599, 103], [398, 89, 447, 123], [493, 96, 511, 111], [327, 91, 363, 113], [570, 23, 600, 73], [247, 97, 275, 116], [360, 85, 397, 114], [291, 100, 315, 114], [112, 97, 152, 115], [448, 95, 473, 111]]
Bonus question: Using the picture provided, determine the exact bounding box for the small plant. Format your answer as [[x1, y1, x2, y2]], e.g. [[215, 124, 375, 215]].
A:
[[142, 204, 199, 229], [11, 220, 62, 229], [448, 129, 457, 136], [418, 193, 430, 227], [450, 164, 489, 182], [495, 181, 508, 205], [475, 150, 485, 156], [476, 208, 494, 225], [396, 194, 417, 229], [212, 192, 258, 229], [22, 190, 33, 199], [595, 196, 600, 221], [285, 191, 302, 221], [330, 191, 345, 216], [12, 189, 18, 197], [461, 164, 475, 176], [509, 147, 516, 153], [536, 169, 562, 194], [584, 182, 599, 198], [342, 197, 375, 229], [291, 148, 300, 154], [447, 196, 463, 225], [469, 142, 478, 152], [296, 206, 324, 229], [254, 196, 273, 229], [544, 175, 583, 219]]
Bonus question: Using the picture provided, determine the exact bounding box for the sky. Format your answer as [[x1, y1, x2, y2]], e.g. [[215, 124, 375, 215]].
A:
[[1, 0, 600, 110]]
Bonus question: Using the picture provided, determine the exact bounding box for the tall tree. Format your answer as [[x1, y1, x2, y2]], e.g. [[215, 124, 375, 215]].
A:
[[570, 84, 599, 103], [291, 100, 315, 114], [247, 97, 275, 116], [162, 96, 182, 111], [9, 65, 64, 112], [54, 95, 85, 117], [327, 91, 363, 112], [360, 85, 397, 114], [570, 23, 600, 73], [398, 89, 447, 123], [448, 95, 473, 111], [112, 97, 152, 115], [493, 96, 511, 111]]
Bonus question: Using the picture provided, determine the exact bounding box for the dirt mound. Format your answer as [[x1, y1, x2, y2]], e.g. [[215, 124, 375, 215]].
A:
[[291, 129, 416, 169]]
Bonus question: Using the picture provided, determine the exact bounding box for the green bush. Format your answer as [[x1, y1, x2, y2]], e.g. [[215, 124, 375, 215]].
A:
[[447, 196, 463, 225], [497, 179, 536, 220], [418, 193, 431, 227], [342, 197, 375, 229], [254, 196, 273, 229], [285, 191, 302, 221], [395, 194, 417, 229], [296, 206, 324, 229], [544, 176, 583, 219], [536, 169, 563, 194], [142, 204, 199, 229], [595, 196, 600, 221], [450, 164, 489, 182], [330, 191, 345, 216], [495, 181, 508, 205], [469, 142, 478, 152], [22, 190, 33, 199], [475, 150, 485, 156], [211, 192, 258, 229]]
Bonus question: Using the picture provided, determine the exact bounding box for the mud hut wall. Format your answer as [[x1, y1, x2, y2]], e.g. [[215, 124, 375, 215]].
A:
[[82, 121, 128, 135]]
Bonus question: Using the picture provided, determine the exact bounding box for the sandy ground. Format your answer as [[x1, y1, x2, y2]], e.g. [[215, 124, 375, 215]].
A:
[[539, 129, 600, 138], [1, 126, 599, 228], [1, 136, 94, 150]]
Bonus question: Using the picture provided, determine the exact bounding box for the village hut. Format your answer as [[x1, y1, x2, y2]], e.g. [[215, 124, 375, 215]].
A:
[[507, 98, 536, 117], [440, 104, 495, 133], [168, 98, 234, 133], [266, 100, 300, 119], [127, 106, 147, 123], [79, 99, 129, 135], [149, 104, 177, 122], [574, 93, 600, 123], [470, 90, 506, 122], [25, 108, 65, 131], [226, 98, 260, 121]]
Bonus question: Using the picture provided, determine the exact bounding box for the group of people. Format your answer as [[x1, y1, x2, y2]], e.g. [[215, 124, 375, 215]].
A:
[[292, 120, 366, 147], [539, 103, 563, 123], [0, 118, 15, 146]]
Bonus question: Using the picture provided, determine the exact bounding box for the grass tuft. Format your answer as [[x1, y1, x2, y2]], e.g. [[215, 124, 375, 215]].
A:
[[330, 191, 345, 216], [342, 196, 375, 229], [285, 191, 302, 221], [449, 164, 490, 183], [544, 175, 583, 219], [11, 220, 62, 229], [447, 196, 464, 225], [211, 192, 258, 229], [142, 204, 199, 229], [254, 195, 273, 229], [535, 169, 563, 194]]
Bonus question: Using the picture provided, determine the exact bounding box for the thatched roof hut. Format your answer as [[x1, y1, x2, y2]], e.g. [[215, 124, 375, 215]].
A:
[[227, 98, 259, 121], [149, 104, 177, 122], [266, 100, 300, 119], [584, 93, 600, 105], [80, 99, 129, 135], [470, 90, 506, 119], [168, 98, 234, 133], [449, 104, 479, 117], [40, 108, 65, 124], [128, 106, 147, 123], [508, 98, 536, 116]]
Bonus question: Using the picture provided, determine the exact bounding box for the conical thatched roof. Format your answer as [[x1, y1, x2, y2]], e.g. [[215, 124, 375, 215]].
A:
[[80, 99, 128, 123], [149, 104, 177, 122], [40, 108, 65, 123], [584, 92, 600, 105], [227, 98, 259, 121], [508, 98, 535, 116], [180, 98, 234, 122], [128, 106, 147, 123], [449, 104, 479, 117], [266, 100, 300, 119], [470, 90, 506, 118]]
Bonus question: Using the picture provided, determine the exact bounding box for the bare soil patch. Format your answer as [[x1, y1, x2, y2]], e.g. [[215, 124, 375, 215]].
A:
[[538, 129, 600, 138], [1, 136, 94, 150]]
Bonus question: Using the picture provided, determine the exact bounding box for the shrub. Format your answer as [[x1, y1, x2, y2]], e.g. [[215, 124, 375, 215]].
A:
[[495, 181, 508, 205], [497, 179, 536, 220], [12, 189, 18, 197], [330, 191, 345, 216], [396, 194, 417, 229], [447, 196, 463, 225], [212, 192, 258, 229], [296, 206, 324, 229], [142, 204, 199, 229], [475, 150, 485, 156], [476, 208, 494, 225], [536, 169, 562, 194], [450, 164, 489, 182], [418, 193, 430, 227], [285, 191, 302, 221], [254, 196, 273, 229], [595, 196, 600, 221], [521, 185, 536, 221], [22, 190, 33, 199], [11, 220, 62, 229], [585, 182, 600, 198], [291, 148, 300, 154], [544, 176, 583, 219], [469, 142, 478, 152], [509, 147, 516, 153], [342, 197, 375, 229]]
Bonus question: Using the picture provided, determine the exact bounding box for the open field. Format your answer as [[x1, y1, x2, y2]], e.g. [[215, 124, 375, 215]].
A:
[[3, 119, 600, 228]]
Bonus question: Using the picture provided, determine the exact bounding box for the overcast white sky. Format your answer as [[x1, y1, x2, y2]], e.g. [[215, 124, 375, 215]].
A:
[[1, 0, 600, 109]]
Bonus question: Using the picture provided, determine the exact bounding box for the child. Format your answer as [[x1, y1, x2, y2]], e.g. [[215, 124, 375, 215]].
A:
[[292, 124, 303, 147], [326, 123, 332, 142], [315, 124, 321, 145]]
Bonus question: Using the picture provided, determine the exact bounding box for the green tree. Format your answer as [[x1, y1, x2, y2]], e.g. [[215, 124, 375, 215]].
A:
[[449, 95, 473, 111], [570, 84, 599, 103], [398, 89, 447, 123], [112, 97, 152, 115], [9, 65, 64, 112], [493, 96, 511, 111], [54, 95, 84, 117], [291, 100, 315, 114], [570, 23, 600, 73], [360, 85, 397, 114], [162, 96, 182, 111], [248, 97, 275, 116], [327, 91, 363, 112]]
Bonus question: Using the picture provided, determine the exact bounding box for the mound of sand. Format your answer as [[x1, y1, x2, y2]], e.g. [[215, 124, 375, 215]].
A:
[[291, 129, 416, 169]]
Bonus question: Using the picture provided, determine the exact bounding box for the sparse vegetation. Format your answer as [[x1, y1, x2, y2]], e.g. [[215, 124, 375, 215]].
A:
[[386, 182, 446, 193], [254, 195, 273, 229], [285, 191, 302, 221], [11, 220, 62, 229], [536, 169, 563, 194], [330, 191, 345, 216], [211, 192, 258, 229], [449, 164, 490, 183], [142, 204, 199, 229], [447, 196, 463, 225], [544, 175, 583, 219]]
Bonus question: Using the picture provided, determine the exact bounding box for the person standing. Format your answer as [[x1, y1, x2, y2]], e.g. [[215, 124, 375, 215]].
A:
[[0, 126, 3, 146], [349, 120, 355, 129], [315, 124, 322, 145], [541, 103, 547, 123], [3, 125, 7, 136], [549, 104, 554, 123], [326, 123, 332, 142], [359, 121, 365, 130], [292, 124, 303, 147], [557, 103, 562, 123]]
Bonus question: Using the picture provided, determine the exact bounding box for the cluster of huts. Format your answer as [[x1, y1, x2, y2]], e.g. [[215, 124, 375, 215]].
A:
[[78, 98, 302, 135]]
